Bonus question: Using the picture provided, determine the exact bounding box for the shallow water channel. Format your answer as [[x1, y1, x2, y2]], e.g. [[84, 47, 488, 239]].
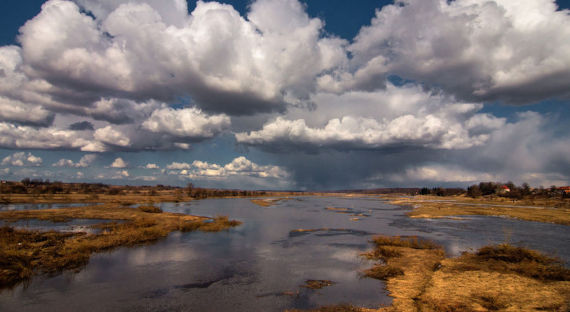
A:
[[1, 196, 569, 311]]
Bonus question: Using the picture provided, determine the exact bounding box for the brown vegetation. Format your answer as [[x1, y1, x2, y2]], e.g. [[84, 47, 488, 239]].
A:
[[0, 180, 309, 205], [357, 236, 570, 312], [137, 205, 163, 213], [0, 204, 241, 290], [301, 279, 336, 290], [325, 207, 353, 214], [250, 198, 290, 207], [386, 194, 570, 225]]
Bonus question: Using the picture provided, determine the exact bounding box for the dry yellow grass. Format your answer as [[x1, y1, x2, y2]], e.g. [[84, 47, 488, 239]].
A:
[[250, 197, 291, 207], [0, 203, 241, 290], [358, 237, 570, 312], [385, 195, 570, 225]]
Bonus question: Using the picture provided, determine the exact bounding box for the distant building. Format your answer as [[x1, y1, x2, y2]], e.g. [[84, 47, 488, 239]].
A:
[[498, 185, 510, 194], [558, 186, 570, 194]]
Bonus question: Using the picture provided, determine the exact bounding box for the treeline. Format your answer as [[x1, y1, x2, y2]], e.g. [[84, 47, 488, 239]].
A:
[[185, 184, 267, 199], [467, 181, 569, 199], [416, 182, 569, 199], [0, 179, 271, 198], [338, 188, 421, 194], [418, 187, 466, 196], [0, 179, 181, 195]]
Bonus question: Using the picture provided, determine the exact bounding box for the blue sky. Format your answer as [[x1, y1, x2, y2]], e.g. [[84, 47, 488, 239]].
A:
[[0, 0, 569, 189]]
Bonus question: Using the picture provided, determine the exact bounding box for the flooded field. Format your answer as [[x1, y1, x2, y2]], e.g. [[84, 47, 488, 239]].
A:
[[0, 196, 568, 311]]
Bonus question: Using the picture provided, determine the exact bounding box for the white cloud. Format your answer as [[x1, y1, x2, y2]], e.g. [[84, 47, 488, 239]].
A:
[[110, 169, 130, 179], [52, 154, 97, 168], [85, 98, 166, 124], [142, 107, 230, 139], [166, 162, 191, 170], [14, 0, 346, 115], [110, 157, 128, 168], [167, 156, 288, 179], [143, 163, 159, 169], [0, 97, 54, 127], [0, 122, 105, 151], [236, 86, 506, 150], [2, 152, 43, 167], [325, 0, 570, 103], [391, 165, 498, 183], [94, 126, 131, 147], [135, 175, 158, 181]]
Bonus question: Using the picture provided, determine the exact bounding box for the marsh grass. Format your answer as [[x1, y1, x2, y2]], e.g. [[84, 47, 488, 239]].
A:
[[358, 236, 570, 311], [137, 205, 163, 213], [386, 194, 570, 225], [301, 280, 336, 290], [250, 198, 289, 207], [0, 205, 241, 290], [197, 216, 242, 232], [362, 236, 444, 283], [456, 244, 570, 281]]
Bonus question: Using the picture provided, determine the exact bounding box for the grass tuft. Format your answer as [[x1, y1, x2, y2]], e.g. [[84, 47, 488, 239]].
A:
[[364, 265, 404, 280], [198, 216, 242, 232], [459, 243, 570, 281], [137, 205, 163, 213], [371, 235, 441, 250], [301, 279, 336, 290]]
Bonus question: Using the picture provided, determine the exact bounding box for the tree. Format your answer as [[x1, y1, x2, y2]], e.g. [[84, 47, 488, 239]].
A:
[[467, 185, 482, 198], [521, 182, 531, 196]]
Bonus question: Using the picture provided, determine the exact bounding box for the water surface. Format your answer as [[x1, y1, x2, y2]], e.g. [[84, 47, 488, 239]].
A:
[[0, 196, 568, 312]]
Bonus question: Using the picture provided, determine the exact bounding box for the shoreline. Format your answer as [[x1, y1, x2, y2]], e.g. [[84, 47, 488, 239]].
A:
[[382, 194, 570, 226], [0, 202, 241, 290]]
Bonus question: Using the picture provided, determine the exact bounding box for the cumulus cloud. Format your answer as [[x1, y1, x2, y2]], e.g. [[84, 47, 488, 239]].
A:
[[389, 165, 498, 183], [94, 126, 131, 147], [12, 0, 345, 115], [166, 156, 288, 179], [143, 163, 159, 169], [2, 152, 43, 167], [322, 0, 570, 104], [0, 97, 54, 127], [166, 162, 191, 170], [110, 157, 128, 168], [456, 112, 570, 185], [142, 107, 230, 139], [0, 122, 105, 151], [0, 0, 567, 189], [52, 154, 97, 168], [237, 85, 506, 151], [110, 170, 130, 179]]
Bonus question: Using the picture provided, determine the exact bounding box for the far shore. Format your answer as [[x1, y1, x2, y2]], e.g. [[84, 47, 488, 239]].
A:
[[382, 194, 570, 226]]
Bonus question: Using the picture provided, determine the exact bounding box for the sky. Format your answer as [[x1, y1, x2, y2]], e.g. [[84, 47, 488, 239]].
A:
[[0, 0, 569, 190]]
